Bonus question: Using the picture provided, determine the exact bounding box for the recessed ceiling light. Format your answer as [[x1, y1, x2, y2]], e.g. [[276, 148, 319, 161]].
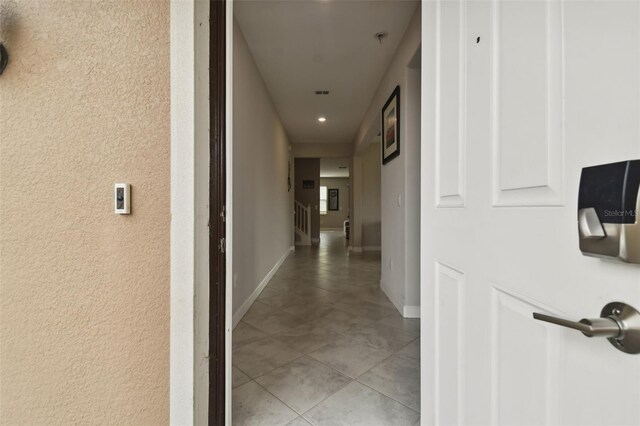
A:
[[317, 116, 327, 123]]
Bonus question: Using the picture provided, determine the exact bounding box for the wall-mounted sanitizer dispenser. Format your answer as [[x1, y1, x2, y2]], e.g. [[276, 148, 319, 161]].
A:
[[578, 160, 640, 263]]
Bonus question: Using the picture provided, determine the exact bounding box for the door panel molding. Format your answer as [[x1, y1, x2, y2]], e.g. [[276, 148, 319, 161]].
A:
[[424, 1, 640, 424], [490, 286, 561, 425], [434, 261, 466, 425], [435, 0, 468, 208], [490, 0, 564, 207]]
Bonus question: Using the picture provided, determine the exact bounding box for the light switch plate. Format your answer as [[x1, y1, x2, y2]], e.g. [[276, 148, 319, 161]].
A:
[[114, 183, 131, 214]]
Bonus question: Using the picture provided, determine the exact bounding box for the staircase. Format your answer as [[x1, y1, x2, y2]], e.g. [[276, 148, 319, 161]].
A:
[[294, 200, 312, 246]]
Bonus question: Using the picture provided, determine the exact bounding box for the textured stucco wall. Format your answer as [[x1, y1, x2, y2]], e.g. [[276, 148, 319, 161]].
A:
[[0, 1, 170, 424]]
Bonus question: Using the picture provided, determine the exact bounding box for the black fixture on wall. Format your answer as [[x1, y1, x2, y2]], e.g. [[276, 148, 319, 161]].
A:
[[0, 43, 8, 75], [0, 0, 18, 76]]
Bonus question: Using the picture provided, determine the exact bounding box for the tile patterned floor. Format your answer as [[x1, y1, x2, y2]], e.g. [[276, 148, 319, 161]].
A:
[[233, 231, 420, 426]]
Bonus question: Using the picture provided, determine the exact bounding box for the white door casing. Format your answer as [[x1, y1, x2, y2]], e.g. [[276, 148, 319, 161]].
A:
[[421, 1, 640, 425]]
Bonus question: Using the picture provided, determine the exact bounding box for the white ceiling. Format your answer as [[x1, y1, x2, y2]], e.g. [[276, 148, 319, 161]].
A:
[[320, 157, 350, 178], [234, 0, 419, 144]]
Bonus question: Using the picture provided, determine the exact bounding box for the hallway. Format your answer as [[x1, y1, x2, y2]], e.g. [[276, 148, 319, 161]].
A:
[[232, 232, 420, 425]]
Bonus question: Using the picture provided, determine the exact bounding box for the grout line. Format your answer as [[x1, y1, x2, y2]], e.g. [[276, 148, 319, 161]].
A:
[[354, 336, 420, 380], [353, 347, 400, 379], [233, 233, 420, 423], [231, 364, 253, 388], [251, 380, 302, 419], [249, 351, 308, 382], [296, 377, 355, 418], [356, 379, 421, 416], [306, 351, 359, 380], [252, 356, 353, 419]]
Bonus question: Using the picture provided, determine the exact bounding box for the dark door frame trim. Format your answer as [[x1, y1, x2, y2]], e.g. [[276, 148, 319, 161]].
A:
[[209, 0, 227, 424]]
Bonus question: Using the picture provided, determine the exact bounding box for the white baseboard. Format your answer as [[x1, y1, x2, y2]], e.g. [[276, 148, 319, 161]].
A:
[[362, 246, 381, 251], [311, 237, 320, 244], [321, 228, 343, 231], [403, 305, 420, 318], [380, 279, 421, 319], [295, 241, 311, 246], [232, 246, 294, 328], [349, 246, 363, 253]]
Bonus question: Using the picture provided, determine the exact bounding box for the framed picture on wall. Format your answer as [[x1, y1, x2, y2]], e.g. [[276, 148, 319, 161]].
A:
[[328, 189, 339, 211], [381, 85, 400, 164]]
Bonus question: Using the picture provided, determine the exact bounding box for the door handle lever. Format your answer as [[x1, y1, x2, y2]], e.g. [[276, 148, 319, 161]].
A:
[[532, 313, 620, 338], [532, 302, 640, 354]]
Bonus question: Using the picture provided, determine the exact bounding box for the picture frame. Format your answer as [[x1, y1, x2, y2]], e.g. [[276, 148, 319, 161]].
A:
[[381, 85, 400, 165], [328, 189, 339, 211]]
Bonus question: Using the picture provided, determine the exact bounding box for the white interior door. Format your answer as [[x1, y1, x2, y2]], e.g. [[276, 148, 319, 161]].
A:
[[421, 1, 640, 425]]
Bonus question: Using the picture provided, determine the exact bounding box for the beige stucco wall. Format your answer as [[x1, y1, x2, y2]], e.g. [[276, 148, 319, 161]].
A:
[[0, 1, 170, 424]]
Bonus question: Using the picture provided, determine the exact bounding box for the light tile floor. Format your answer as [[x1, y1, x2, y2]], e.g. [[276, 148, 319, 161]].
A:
[[233, 231, 420, 426]]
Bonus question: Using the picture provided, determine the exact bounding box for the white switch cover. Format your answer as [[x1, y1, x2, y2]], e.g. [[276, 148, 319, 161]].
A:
[[114, 183, 131, 214], [397, 193, 402, 207]]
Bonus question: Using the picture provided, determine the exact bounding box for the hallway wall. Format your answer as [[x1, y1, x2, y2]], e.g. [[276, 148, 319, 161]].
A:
[[353, 6, 421, 317], [233, 20, 294, 319], [0, 1, 170, 423], [294, 158, 321, 244], [361, 142, 382, 249], [320, 178, 350, 230], [292, 143, 353, 159]]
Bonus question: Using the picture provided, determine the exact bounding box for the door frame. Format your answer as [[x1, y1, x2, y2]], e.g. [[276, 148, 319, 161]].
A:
[[169, 0, 233, 424], [172, 1, 432, 424], [209, 0, 228, 424], [420, 2, 433, 423]]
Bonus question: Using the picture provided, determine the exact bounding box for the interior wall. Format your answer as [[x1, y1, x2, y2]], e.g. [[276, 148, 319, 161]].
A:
[[320, 177, 350, 230], [294, 158, 321, 244], [353, 6, 421, 317], [361, 142, 382, 248], [349, 156, 355, 247], [350, 155, 363, 250], [233, 20, 294, 316], [405, 49, 421, 311], [0, 1, 170, 423], [292, 142, 353, 158]]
